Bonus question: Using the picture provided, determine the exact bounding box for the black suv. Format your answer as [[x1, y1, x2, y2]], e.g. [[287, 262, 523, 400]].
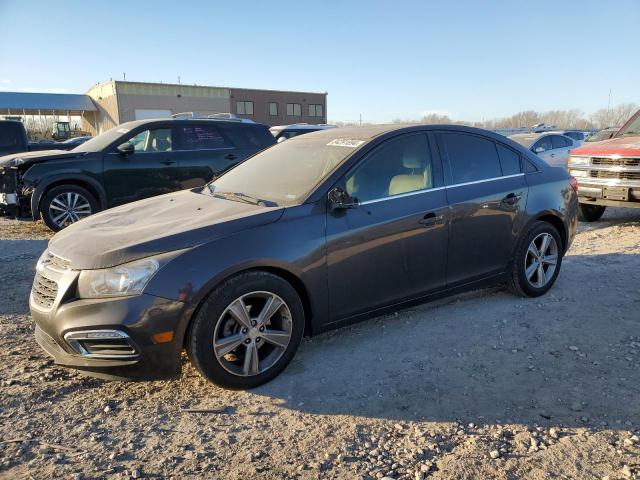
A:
[[0, 117, 275, 230]]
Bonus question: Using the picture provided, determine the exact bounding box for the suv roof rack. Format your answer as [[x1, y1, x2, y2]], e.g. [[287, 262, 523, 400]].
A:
[[171, 112, 256, 124]]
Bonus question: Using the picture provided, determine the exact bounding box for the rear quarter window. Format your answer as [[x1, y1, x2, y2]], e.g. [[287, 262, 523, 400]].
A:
[[496, 143, 521, 175], [222, 125, 276, 149]]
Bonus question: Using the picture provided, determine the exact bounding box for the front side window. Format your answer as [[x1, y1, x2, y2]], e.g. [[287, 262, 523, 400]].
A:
[[179, 125, 229, 150], [440, 132, 501, 184], [532, 136, 552, 153], [345, 134, 433, 203], [129, 128, 172, 152], [269, 102, 278, 116], [286, 103, 301, 116], [236, 101, 254, 115], [309, 104, 323, 117]]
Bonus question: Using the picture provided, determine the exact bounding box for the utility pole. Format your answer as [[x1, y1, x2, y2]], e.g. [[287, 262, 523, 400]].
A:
[[607, 88, 612, 126], [359, 113, 362, 126], [178, 76, 181, 85], [123, 72, 126, 81]]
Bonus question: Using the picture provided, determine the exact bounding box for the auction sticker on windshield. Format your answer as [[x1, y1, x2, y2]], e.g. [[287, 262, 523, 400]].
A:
[[327, 138, 365, 148]]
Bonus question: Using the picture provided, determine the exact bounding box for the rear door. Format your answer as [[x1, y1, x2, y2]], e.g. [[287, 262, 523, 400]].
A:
[[549, 135, 573, 167], [436, 131, 528, 286], [172, 122, 237, 189], [326, 132, 449, 320], [219, 123, 276, 161], [102, 124, 180, 207]]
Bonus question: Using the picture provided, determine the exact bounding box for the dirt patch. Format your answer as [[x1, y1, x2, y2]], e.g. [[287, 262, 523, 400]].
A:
[[1, 210, 639, 479]]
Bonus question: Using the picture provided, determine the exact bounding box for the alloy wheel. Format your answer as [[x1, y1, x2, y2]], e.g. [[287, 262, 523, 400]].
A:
[[213, 291, 293, 377], [524, 232, 558, 288], [49, 192, 92, 228]]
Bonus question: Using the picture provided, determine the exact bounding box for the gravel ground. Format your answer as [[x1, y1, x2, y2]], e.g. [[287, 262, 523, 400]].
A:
[[1, 210, 639, 480]]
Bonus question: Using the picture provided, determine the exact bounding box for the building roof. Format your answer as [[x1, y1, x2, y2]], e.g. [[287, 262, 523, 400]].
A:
[[0, 92, 97, 112]]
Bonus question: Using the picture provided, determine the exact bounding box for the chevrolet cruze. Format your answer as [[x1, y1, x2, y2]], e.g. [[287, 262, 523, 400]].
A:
[[31, 125, 578, 389]]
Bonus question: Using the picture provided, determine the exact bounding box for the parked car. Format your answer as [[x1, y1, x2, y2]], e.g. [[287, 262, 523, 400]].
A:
[[585, 127, 619, 143], [568, 109, 640, 221], [269, 123, 336, 142], [508, 132, 576, 167], [31, 124, 578, 389], [548, 130, 585, 146], [60, 135, 93, 149], [0, 120, 30, 156], [0, 117, 275, 230]]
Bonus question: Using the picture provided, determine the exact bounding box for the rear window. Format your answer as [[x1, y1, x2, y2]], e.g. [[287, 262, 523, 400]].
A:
[[179, 124, 230, 150], [440, 132, 502, 184], [0, 122, 22, 149], [222, 124, 276, 149]]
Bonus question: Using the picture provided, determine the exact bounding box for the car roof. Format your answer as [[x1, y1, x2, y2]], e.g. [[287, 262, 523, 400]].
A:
[[117, 118, 269, 129]]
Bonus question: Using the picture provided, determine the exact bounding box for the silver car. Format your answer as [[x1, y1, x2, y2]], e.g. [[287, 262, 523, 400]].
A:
[[508, 132, 576, 168]]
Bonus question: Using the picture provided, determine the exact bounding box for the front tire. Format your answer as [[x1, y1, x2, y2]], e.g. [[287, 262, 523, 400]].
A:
[[578, 204, 606, 222], [40, 184, 98, 231], [187, 271, 305, 389], [508, 221, 563, 297]]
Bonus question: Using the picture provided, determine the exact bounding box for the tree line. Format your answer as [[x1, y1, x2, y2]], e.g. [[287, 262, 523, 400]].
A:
[[333, 102, 638, 131]]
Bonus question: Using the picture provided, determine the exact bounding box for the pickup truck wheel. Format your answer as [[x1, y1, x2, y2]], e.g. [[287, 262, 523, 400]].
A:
[[578, 204, 606, 222], [187, 271, 304, 389], [508, 221, 563, 298], [40, 185, 98, 231]]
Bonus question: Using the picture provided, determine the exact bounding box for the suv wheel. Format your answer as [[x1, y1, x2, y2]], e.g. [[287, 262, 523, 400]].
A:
[[578, 204, 606, 222], [508, 221, 563, 297], [40, 185, 98, 231], [187, 271, 304, 389]]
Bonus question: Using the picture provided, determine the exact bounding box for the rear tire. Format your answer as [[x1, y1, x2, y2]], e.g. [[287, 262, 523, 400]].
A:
[[508, 221, 563, 298], [578, 204, 606, 222], [40, 184, 98, 232], [187, 271, 304, 389]]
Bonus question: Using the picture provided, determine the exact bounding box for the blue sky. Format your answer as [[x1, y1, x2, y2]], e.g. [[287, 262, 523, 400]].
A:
[[0, 0, 638, 122]]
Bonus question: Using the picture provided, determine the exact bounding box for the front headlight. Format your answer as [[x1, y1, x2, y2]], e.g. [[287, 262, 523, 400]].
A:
[[569, 169, 587, 178], [77, 258, 160, 298], [568, 156, 590, 166]]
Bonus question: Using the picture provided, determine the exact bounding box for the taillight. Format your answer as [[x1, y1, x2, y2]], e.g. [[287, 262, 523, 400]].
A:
[[569, 176, 578, 193]]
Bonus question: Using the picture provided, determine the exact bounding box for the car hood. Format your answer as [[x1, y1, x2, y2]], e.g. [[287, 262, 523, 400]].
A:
[[0, 149, 80, 169], [47, 189, 285, 270], [572, 136, 640, 156]]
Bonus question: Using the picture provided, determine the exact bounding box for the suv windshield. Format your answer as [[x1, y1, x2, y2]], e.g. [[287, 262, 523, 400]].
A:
[[617, 112, 640, 137], [208, 136, 360, 206], [71, 125, 132, 152]]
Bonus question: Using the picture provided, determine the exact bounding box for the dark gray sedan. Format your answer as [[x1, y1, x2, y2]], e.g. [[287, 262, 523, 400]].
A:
[[31, 125, 578, 389]]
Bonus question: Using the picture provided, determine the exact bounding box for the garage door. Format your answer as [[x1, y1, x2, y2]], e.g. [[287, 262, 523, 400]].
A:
[[134, 109, 172, 120]]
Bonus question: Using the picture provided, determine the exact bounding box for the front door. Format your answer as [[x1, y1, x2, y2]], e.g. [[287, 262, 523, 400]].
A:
[[103, 125, 179, 207], [326, 133, 449, 321], [436, 131, 528, 286]]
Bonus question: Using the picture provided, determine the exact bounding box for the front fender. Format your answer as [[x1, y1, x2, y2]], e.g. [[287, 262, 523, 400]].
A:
[[29, 172, 107, 220]]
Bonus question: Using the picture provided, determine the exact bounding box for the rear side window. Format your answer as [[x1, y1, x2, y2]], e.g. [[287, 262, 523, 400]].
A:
[[496, 144, 521, 175], [440, 132, 502, 184], [551, 135, 571, 149], [179, 124, 229, 150], [0, 122, 21, 149], [222, 125, 276, 149], [523, 158, 539, 173]]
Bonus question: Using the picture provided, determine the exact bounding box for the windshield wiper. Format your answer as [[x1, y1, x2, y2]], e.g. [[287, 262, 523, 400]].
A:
[[206, 186, 278, 207]]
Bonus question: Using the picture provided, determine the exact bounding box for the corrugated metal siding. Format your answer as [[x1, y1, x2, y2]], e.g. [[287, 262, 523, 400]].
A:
[[0, 92, 97, 112]]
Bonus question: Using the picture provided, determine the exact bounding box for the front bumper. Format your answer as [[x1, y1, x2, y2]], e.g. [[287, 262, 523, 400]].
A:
[[577, 182, 640, 209], [31, 281, 187, 380]]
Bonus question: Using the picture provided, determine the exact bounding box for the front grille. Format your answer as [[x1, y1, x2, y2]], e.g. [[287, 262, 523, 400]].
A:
[[32, 272, 58, 309], [590, 170, 640, 181], [43, 252, 71, 272], [591, 157, 640, 167]]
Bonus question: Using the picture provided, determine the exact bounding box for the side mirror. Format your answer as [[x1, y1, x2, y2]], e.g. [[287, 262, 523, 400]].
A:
[[327, 187, 358, 211], [534, 146, 545, 153], [117, 141, 135, 155], [277, 136, 287, 143]]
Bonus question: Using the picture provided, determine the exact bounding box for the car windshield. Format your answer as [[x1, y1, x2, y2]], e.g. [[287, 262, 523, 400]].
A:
[[208, 135, 360, 206], [617, 113, 640, 137], [71, 126, 131, 152]]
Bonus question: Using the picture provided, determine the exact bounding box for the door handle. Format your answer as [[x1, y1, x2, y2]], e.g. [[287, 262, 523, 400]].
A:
[[419, 212, 444, 227], [550, 153, 555, 157], [501, 192, 522, 206], [225, 154, 238, 161], [160, 159, 176, 165]]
